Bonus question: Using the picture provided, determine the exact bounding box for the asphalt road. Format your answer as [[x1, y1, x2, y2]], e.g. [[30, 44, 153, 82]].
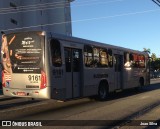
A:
[[0, 79, 160, 129]]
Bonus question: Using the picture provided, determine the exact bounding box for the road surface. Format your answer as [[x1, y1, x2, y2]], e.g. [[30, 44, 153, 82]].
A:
[[0, 79, 160, 129]]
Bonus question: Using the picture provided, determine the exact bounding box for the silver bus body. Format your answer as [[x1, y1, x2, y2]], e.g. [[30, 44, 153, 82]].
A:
[[1, 31, 150, 100]]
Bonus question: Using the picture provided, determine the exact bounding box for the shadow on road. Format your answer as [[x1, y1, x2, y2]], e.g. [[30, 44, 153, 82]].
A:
[[3, 82, 160, 121], [103, 83, 160, 102]]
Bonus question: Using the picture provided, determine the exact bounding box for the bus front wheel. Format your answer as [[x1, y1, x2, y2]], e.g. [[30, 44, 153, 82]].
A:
[[98, 82, 108, 100]]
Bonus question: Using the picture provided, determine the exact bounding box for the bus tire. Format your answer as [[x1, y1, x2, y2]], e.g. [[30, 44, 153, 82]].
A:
[[98, 82, 108, 101]]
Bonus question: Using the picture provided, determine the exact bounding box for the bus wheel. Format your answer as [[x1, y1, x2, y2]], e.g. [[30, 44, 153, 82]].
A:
[[31, 98, 35, 101], [98, 82, 108, 100]]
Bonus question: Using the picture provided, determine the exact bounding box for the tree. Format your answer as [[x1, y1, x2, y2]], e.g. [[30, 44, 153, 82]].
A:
[[154, 60, 160, 71], [143, 48, 160, 72], [143, 48, 151, 54], [151, 53, 157, 61]]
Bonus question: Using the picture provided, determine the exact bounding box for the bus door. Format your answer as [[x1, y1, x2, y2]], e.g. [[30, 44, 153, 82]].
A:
[[114, 54, 123, 89], [64, 48, 82, 99]]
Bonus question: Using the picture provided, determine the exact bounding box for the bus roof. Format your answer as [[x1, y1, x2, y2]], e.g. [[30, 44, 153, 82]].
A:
[[4, 31, 148, 56], [50, 33, 149, 56]]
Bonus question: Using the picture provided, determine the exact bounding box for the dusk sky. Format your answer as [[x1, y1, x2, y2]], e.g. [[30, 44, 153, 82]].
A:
[[71, 0, 160, 57]]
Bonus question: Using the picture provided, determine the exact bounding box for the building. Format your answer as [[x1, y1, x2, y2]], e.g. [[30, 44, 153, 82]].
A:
[[0, 0, 74, 37]]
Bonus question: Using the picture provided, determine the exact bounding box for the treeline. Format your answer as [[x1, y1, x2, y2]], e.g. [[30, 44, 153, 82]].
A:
[[150, 56, 160, 71], [143, 48, 160, 71]]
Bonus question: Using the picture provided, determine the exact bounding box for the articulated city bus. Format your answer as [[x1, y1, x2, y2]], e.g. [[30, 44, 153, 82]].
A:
[[1, 31, 150, 100]]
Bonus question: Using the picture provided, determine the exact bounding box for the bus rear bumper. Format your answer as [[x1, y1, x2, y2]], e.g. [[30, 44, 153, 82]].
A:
[[2, 87, 51, 99]]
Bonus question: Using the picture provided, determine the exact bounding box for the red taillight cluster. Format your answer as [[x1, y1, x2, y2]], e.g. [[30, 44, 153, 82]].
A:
[[40, 71, 47, 89]]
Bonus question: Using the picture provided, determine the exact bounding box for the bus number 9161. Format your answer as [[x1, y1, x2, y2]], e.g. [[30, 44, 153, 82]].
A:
[[28, 75, 41, 82]]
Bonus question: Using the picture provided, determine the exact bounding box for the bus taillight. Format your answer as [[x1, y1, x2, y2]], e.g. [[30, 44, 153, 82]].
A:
[[40, 71, 47, 89], [2, 71, 5, 87]]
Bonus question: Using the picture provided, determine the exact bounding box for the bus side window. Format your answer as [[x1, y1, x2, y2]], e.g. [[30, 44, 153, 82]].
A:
[[134, 54, 139, 68], [100, 49, 108, 67], [93, 47, 100, 67], [108, 49, 113, 67], [50, 39, 62, 67], [84, 45, 93, 67], [129, 53, 134, 67], [131, 54, 138, 68], [124, 52, 130, 67], [139, 55, 145, 68]]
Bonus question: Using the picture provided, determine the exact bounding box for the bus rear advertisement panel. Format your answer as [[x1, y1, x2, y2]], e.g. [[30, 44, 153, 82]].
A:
[[1, 31, 50, 98], [2, 32, 44, 73]]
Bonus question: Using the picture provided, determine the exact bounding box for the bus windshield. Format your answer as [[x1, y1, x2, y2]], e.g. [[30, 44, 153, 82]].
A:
[[1, 32, 44, 74]]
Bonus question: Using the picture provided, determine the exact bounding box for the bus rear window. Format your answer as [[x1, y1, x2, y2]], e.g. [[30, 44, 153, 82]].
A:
[[1, 32, 44, 73]]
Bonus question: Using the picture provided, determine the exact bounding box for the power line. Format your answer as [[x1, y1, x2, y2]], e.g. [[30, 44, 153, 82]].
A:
[[152, 0, 160, 7], [0, 0, 115, 12], [2, 8, 160, 32], [0, 0, 67, 11], [0, 0, 126, 14], [0, 0, 125, 14], [1, 0, 104, 11]]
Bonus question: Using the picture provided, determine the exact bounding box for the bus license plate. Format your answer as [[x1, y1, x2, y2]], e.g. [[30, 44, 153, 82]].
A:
[[17, 92, 26, 96]]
